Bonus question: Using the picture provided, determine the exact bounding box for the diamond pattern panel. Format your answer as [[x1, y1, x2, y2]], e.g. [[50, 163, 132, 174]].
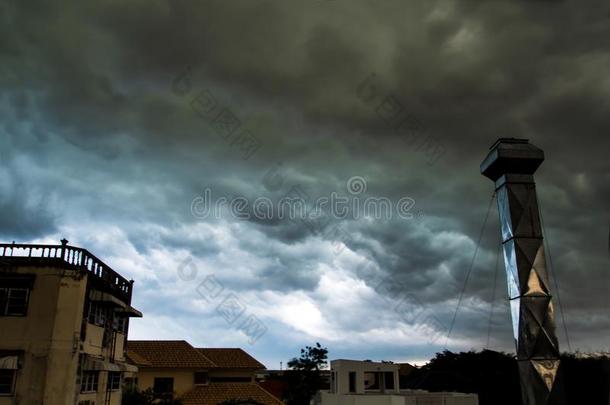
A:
[[502, 240, 521, 299], [517, 297, 559, 359], [516, 239, 550, 295], [518, 360, 561, 405], [495, 180, 562, 405], [497, 187, 513, 241], [506, 184, 543, 239]]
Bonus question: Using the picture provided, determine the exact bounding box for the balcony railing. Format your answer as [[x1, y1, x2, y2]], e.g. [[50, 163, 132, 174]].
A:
[[0, 239, 133, 303]]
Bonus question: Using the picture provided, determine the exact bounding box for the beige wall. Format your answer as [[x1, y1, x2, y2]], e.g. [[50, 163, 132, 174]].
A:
[[136, 367, 257, 397], [77, 371, 122, 405], [331, 360, 400, 395], [114, 332, 126, 362], [45, 271, 87, 404], [82, 323, 104, 356], [0, 265, 131, 405], [137, 369, 200, 397], [82, 324, 126, 363], [0, 266, 87, 405]]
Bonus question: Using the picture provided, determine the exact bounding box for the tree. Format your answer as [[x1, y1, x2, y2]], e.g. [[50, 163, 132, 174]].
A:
[[121, 387, 183, 405], [283, 342, 328, 405], [401, 350, 610, 405], [402, 350, 521, 405]]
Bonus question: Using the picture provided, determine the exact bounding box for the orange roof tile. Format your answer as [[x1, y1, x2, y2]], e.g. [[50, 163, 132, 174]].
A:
[[258, 380, 286, 400], [127, 340, 215, 368], [180, 383, 283, 405], [198, 348, 266, 370], [125, 349, 152, 366]]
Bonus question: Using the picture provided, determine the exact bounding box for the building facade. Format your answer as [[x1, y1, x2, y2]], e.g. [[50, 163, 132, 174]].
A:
[[0, 240, 141, 405], [316, 359, 479, 405], [329, 360, 401, 395]]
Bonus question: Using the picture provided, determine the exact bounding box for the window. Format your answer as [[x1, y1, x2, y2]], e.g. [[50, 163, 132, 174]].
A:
[[194, 372, 209, 385], [102, 328, 113, 348], [0, 370, 16, 395], [384, 371, 395, 390], [0, 288, 30, 316], [153, 377, 174, 397], [364, 372, 380, 391], [124, 377, 138, 390], [88, 303, 106, 326], [348, 372, 356, 393], [81, 371, 99, 393], [108, 372, 121, 391], [114, 316, 128, 334]]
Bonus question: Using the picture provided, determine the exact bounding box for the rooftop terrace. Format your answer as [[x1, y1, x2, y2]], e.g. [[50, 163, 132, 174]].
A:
[[0, 239, 133, 304]]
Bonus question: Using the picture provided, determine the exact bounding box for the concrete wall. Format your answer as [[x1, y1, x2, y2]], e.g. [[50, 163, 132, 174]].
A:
[[77, 372, 122, 405], [0, 266, 87, 405], [137, 369, 199, 398], [45, 270, 87, 404], [320, 362, 477, 405], [82, 320, 126, 362], [317, 392, 416, 405], [114, 332, 126, 362], [331, 360, 400, 394], [136, 368, 257, 398], [317, 392, 478, 405], [0, 265, 131, 405], [82, 323, 104, 356]]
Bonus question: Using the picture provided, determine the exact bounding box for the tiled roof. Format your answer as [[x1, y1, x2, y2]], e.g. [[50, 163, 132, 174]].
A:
[[126, 341, 268, 371], [198, 348, 265, 370], [258, 380, 286, 400], [125, 349, 152, 366], [127, 340, 215, 368], [180, 383, 283, 405]]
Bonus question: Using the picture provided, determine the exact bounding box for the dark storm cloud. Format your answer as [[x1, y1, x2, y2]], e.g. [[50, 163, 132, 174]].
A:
[[0, 175, 57, 240], [1, 0, 609, 362]]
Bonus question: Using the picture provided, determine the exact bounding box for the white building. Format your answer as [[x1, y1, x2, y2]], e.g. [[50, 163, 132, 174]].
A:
[[314, 359, 478, 405]]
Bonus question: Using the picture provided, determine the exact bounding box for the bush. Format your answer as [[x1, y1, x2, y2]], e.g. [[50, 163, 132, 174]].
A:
[[121, 387, 183, 405]]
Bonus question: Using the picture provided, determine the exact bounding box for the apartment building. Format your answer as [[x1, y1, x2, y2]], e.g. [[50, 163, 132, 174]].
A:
[[0, 240, 141, 405], [126, 340, 282, 405]]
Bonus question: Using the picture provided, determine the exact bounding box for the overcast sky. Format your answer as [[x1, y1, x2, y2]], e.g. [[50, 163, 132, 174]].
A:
[[1, 0, 609, 368]]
